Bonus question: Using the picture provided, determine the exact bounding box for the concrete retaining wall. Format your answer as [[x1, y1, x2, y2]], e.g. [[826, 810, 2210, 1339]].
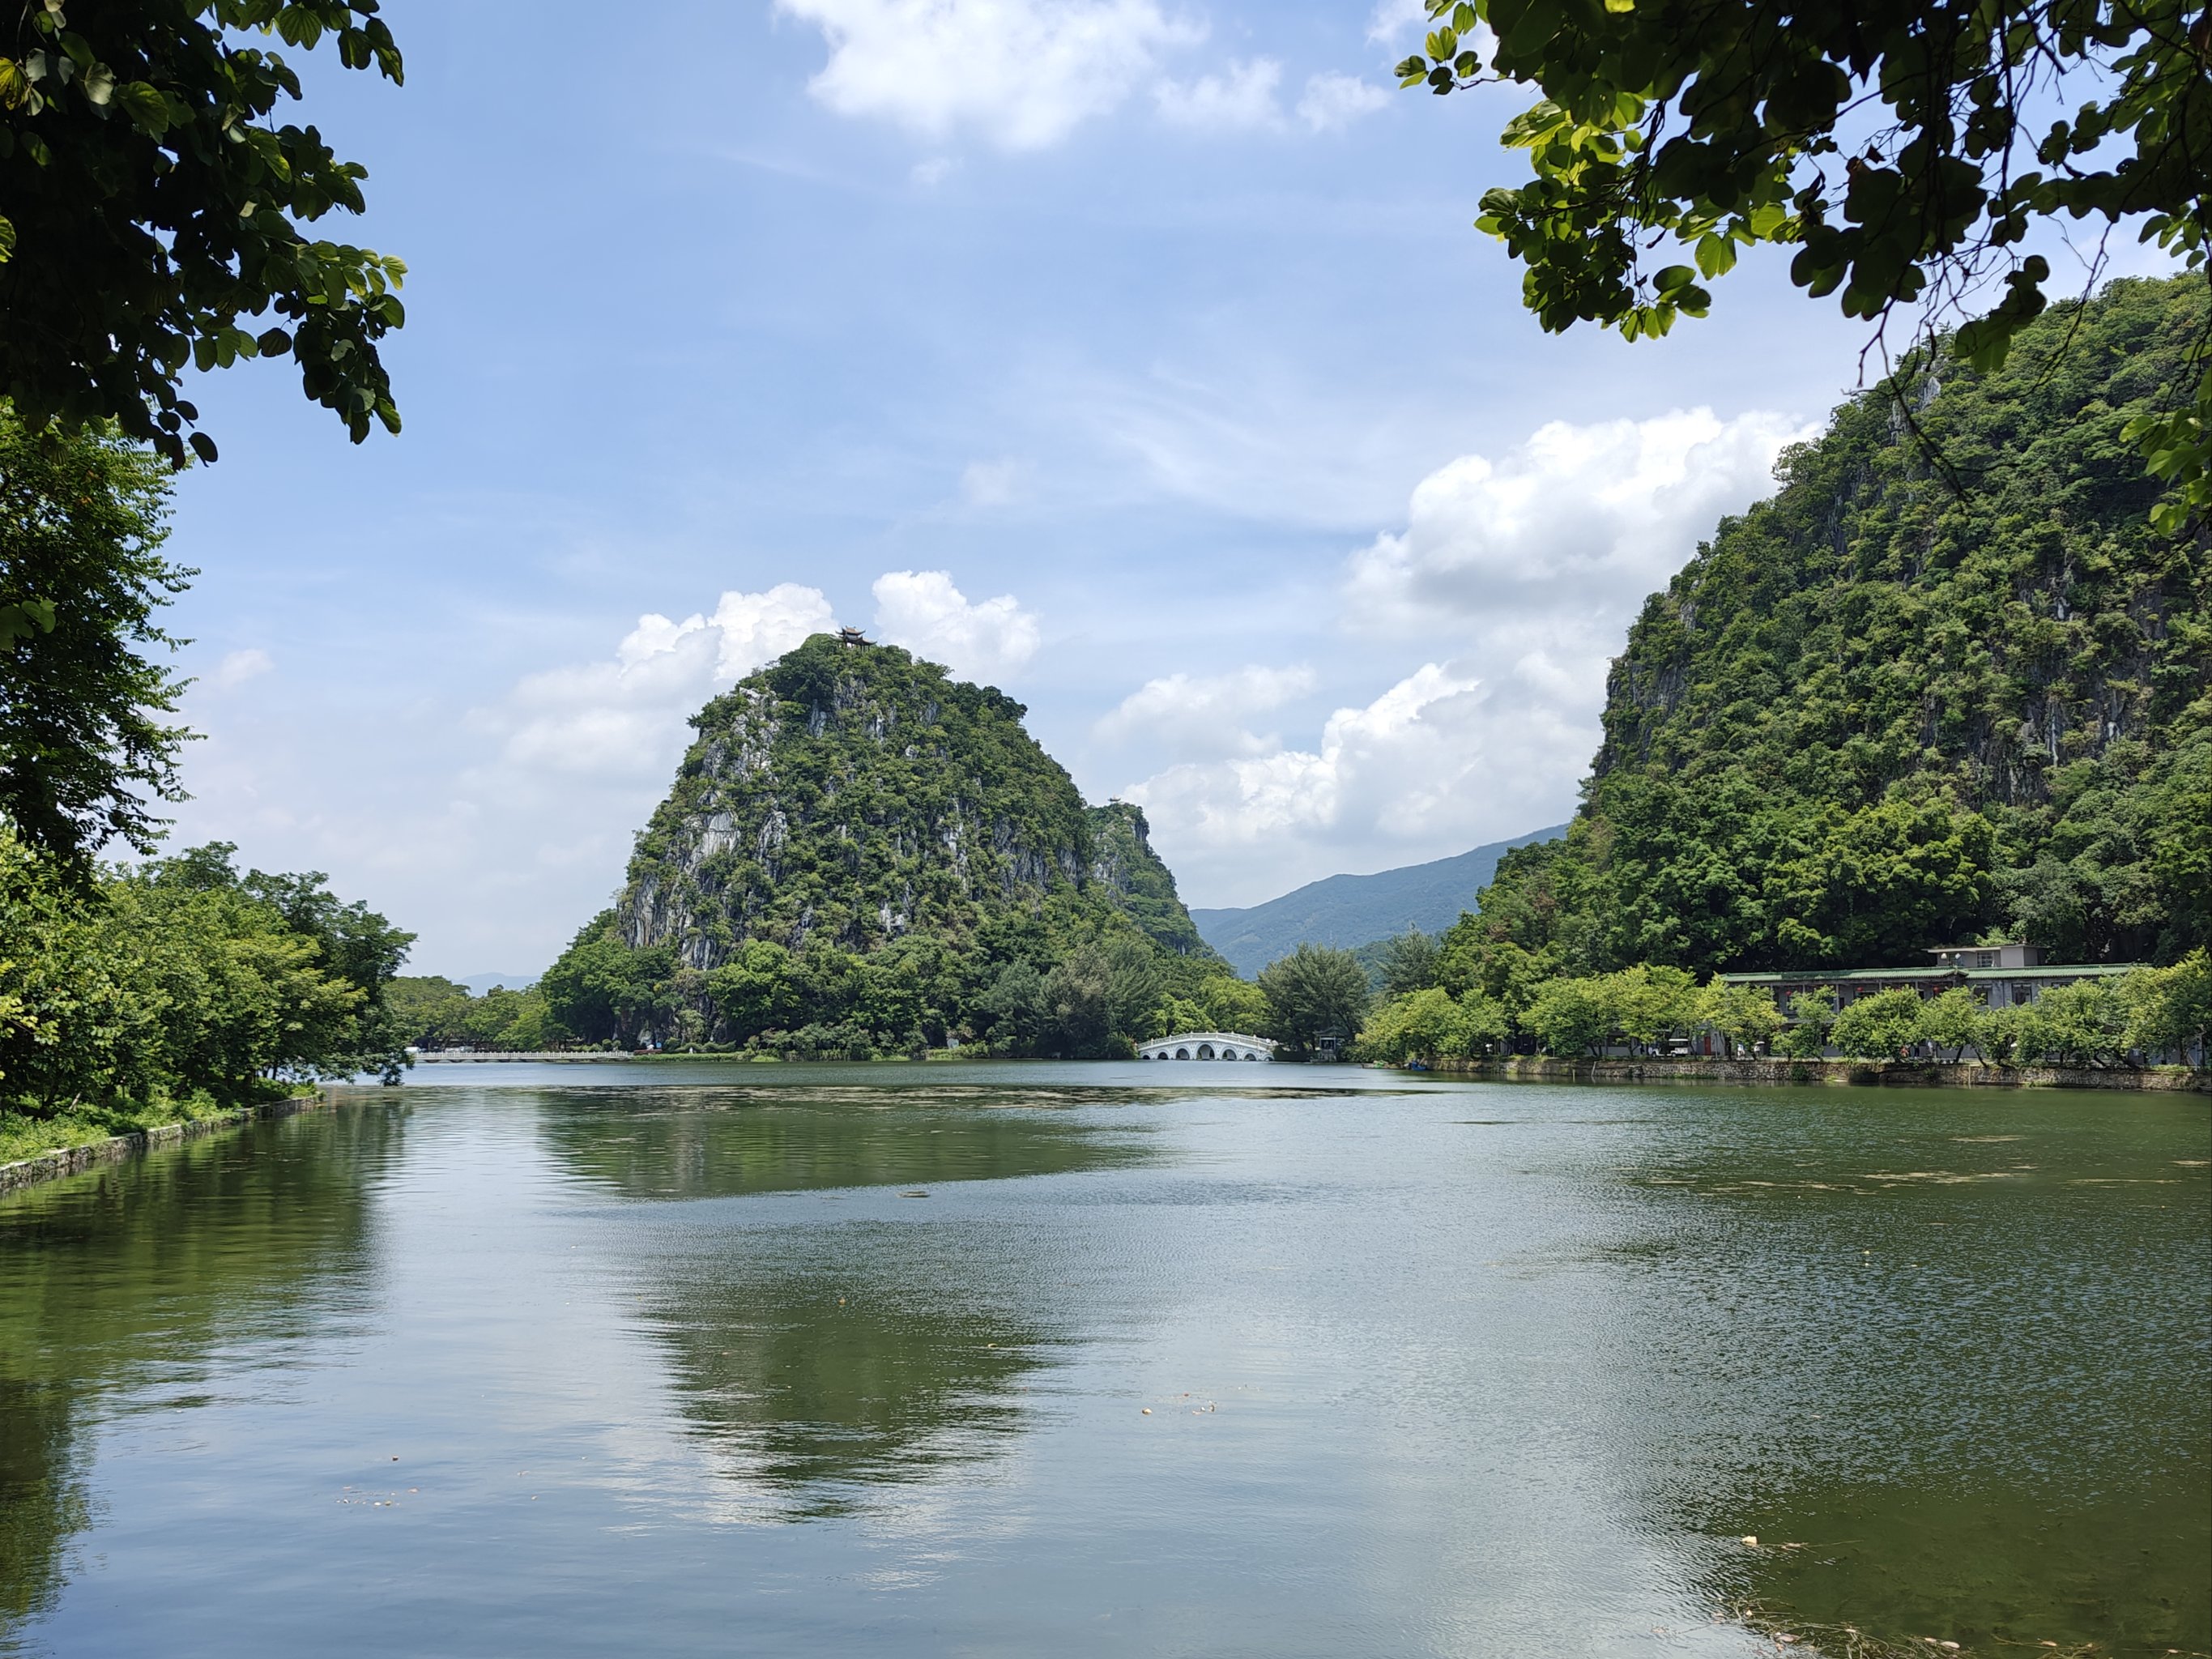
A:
[[0, 1092, 331, 1196]]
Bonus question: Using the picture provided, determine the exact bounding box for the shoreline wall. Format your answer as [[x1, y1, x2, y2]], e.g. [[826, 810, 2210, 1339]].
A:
[[1420, 1056, 2210, 1093], [0, 1092, 331, 1197]]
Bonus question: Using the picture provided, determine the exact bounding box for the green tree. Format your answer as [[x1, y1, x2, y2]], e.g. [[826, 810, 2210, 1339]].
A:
[[1455, 988, 1511, 1057], [0, 825, 408, 1115], [1041, 946, 1115, 1059], [2123, 951, 2210, 1068], [1393, 0, 2210, 524], [1775, 987, 1837, 1059], [1377, 929, 1443, 996], [1257, 944, 1371, 1059], [1525, 974, 1615, 1056], [1830, 987, 1926, 1060], [0, 0, 407, 466], [2025, 977, 2132, 1067], [1353, 986, 1466, 1064], [707, 940, 803, 1046], [1973, 1000, 2032, 1068], [1198, 974, 1268, 1034], [1916, 985, 1983, 1064], [1706, 981, 1783, 1056], [0, 408, 187, 864], [978, 959, 1047, 1054], [540, 913, 674, 1048]]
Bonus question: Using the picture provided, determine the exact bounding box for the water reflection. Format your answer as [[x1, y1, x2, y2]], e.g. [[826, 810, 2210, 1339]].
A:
[[1583, 1090, 2212, 1654], [535, 1085, 1157, 1201], [0, 1105, 401, 1644], [538, 1089, 1149, 1513]]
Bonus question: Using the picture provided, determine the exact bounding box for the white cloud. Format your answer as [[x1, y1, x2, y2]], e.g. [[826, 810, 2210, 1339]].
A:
[[209, 647, 273, 689], [492, 583, 836, 779], [1125, 659, 1577, 865], [872, 569, 1041, 681], [1121, 409, 1809, 904], [707, 583, 842, 678], [777, 0, 1202, 150], [910, 155, 956, 186], [1154, 58, 1284, 132], [1296, 71, 1389, 132], [1345, 407, 1810, 631], [1095, 663, 1315, 760]]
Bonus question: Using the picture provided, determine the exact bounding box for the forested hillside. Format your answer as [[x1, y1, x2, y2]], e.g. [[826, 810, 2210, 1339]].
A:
[[543, 633, 1248, 1056], [1456, 275, 2210, 983]]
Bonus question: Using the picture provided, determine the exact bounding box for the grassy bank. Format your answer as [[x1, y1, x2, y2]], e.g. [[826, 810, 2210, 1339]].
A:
[[0, 1081, 312, 1167]]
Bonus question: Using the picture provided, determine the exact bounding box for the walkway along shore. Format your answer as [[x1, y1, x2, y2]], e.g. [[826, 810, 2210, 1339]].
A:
[[0, 1092, 332, 1197], [1419, 1056, 2210, 1092]]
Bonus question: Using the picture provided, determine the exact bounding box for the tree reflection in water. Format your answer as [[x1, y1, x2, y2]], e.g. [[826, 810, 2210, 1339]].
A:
[[537, 1086, 1153, 1516], [0, 1105, 400, 1640], [1588, 1097, 2210, 1656]]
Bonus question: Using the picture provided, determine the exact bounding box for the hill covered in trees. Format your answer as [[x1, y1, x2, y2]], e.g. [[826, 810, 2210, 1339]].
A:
[[1451, 275, 2210, 989], [541, 633, 1255, 1056]]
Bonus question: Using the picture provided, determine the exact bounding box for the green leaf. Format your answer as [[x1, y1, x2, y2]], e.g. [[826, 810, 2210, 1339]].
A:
[[116, 79, 168, 134]]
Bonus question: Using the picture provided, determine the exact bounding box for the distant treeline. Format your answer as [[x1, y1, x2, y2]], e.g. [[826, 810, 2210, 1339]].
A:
[[397, 932, 1385, 1063], [1349, 931, 2210, 1071]]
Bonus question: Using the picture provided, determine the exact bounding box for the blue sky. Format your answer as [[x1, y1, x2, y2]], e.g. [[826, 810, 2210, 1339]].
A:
[[148, 0, 2159, 978]]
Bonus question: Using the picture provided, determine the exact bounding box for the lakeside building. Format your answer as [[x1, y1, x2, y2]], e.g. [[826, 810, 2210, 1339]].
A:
[[1714, 941, 2143, 1013]]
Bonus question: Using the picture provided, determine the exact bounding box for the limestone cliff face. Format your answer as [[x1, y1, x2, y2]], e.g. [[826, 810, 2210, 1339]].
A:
[[613, 633, 1205, 970]]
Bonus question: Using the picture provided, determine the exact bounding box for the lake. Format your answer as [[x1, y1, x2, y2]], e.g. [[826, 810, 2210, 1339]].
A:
[[1, 1064, 2204, 1657]]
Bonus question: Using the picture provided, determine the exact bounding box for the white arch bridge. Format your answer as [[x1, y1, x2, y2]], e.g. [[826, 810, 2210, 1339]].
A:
[[1136, 1031, 1276, 1062]]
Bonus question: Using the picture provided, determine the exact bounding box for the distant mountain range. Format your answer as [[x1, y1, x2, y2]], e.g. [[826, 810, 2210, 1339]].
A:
[[456, 973, 538, 995], [1190, 825, 1568, 978]]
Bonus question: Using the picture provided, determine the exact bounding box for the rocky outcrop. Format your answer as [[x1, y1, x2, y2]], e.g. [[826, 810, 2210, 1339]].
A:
[[611, 633, 1210, 970]]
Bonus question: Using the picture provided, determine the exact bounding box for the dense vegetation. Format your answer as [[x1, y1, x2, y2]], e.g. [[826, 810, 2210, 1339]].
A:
[[0, 407, 188, 866], [540, 633, 1260, 1059], [0, 1, 409, 467], [1351, 952, 2209, 1072], [1453, 275, 2210, 996], [384, 975, 554, 1053], [1390, 0, 2211, 527], [0, 830, 412, 1152]]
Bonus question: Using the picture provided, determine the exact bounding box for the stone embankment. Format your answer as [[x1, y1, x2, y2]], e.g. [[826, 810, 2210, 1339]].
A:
[[1421, 1056, 2209, 1092], [0, 1092, 332, 1197]]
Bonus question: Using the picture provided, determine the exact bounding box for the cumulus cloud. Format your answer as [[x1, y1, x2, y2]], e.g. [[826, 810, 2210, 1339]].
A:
[[1095, 663, 1315, 760], [209, 647, 273, 689], [872, 569, 1042, 681], [1154, 58, 1284, 132], [1296, 71, 1389, 132], [1121, 409, 1809, 903], [492, 583, 836, 779], [777, 0, 1202, 150], [1123, 659, 1581, 860], [1345, 407, 1809, 631]]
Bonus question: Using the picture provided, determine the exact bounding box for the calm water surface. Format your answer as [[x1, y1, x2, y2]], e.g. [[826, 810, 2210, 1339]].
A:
[[1, 1064, 2204, 1657]]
